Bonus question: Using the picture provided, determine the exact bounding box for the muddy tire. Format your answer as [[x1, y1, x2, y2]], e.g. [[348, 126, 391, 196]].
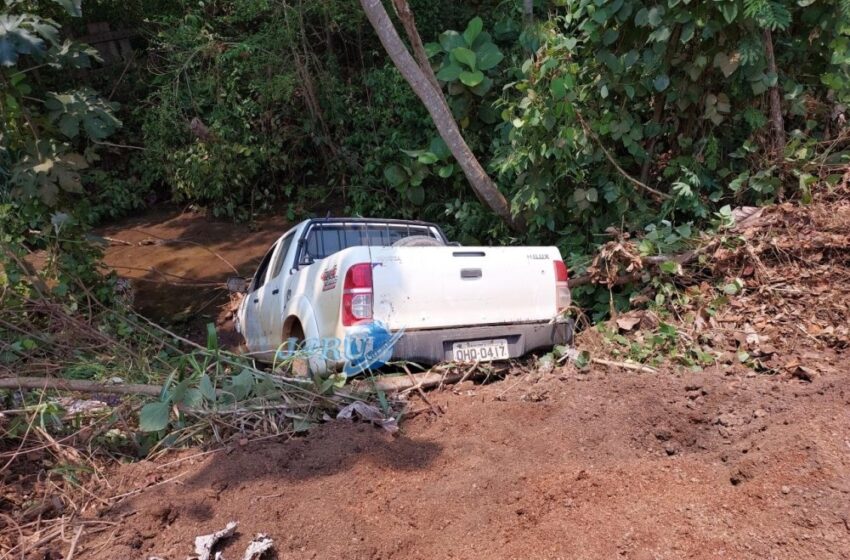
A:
[[285, 321, 311, 377]]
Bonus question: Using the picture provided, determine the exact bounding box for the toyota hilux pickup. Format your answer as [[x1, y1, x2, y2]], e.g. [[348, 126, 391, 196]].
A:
[[233, 218, 572, 374]]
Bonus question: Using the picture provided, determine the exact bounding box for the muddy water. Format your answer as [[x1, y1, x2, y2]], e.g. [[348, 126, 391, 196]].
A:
[[97, 206, 293, 346]]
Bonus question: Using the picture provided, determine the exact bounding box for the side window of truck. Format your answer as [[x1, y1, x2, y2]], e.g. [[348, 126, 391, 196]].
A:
[[270, 233, 295, 279], [250, 244, 277, 293]]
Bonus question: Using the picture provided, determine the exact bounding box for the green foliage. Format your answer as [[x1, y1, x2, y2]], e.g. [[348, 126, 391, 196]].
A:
[[486, 0, 850, 310], [136, 0, 479, 221], [1, 0, 123, 303]]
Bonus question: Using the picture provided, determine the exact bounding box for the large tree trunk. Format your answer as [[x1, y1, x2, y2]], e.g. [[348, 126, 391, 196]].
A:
[[360, 0, 523, 232], [762, 28, 786, 196]]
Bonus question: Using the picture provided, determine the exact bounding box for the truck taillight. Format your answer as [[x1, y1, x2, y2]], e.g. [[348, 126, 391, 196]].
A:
[[554, 260, 570, 310], [342, 263, 373, 326]]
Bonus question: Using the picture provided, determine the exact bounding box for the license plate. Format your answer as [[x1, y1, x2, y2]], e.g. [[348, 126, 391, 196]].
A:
[[451, 339, 509, 362]]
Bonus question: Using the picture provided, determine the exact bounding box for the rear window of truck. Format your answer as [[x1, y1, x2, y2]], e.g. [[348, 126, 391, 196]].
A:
[[300, 223, 441, 262]]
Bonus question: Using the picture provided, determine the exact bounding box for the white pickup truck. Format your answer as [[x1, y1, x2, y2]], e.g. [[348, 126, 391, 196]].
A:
[[234, 218, 572, 374]]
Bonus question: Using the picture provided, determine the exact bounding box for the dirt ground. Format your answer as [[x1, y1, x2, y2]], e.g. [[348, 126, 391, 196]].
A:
[[73, 356, 850, 560], [16, 199, 850, 559]]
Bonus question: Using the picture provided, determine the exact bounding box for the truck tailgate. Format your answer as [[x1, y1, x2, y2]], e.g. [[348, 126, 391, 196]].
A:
[[369, 246, 561, 331]]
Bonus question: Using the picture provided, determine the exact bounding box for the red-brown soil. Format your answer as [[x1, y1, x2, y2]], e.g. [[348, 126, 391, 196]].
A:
[[74, 358, 850, 560]]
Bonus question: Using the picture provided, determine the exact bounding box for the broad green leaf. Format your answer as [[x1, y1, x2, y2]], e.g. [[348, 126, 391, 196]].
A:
[[139, 401, 171, 432], [475, 42, 503, 71], [293, 417, 313, 432], [424, 42, 442, 58], [182, 388, 203, 408], [586, 188, 599, 202], [720, 3, 738, 23], [169, 378, 193, 404], [713, 51, 740, 78], [649, 26, 671, 42], [680, 22, 695, 43], [38, 183, 59, 206], [227, 369, 254, 400], [437, 164, 454, 178], [55, 165, 82, 192], [647, 6, 663, 26], [429, 137, 451, 160], [470, 76, 493, 96], [653, 74, 670, 91], [436, 63, 463, 81], [51, 0, 83, 17], [383, 164, 407, 187], [660, 261, 681, 275], [550, 78, 567, 100], [574, 350, 591, 369], [439, 30, 465, 52], [409, 166, 426, 186], [58, 153, 88, 170], [471, 31, 493, 50], [463, 17, 483, 46], [452, 47, 477, 69], [459, 70, 484, 87], [407, 185, 425, 205], [199, 374, 216, 401], [417, 152, 438, 164]]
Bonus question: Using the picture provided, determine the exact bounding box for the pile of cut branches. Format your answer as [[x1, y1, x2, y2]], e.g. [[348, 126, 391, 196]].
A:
[[571, 186, 850, 375]]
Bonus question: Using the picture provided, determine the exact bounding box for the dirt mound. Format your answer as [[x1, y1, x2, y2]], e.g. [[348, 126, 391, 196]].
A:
[[64, 364, 850, 560]]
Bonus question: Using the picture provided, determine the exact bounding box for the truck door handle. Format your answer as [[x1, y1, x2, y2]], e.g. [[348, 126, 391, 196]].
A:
[[461, 268, 482, 279], [271, 289, 279, 295]]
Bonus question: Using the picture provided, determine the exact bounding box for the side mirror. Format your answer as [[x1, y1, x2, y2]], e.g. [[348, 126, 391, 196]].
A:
[[227, 276, 249, 293]]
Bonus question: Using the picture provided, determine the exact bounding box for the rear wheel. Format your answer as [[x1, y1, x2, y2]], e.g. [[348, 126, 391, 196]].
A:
[[282, 320, 310, 377]]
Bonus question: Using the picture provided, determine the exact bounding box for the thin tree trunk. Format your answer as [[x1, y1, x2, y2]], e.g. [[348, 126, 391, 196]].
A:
[[763, 27, 786, 196], [523, 0, 534, 27], [640, 25, 681, 185], [391, 0, 441, 94], [360, 0, 524, 232]]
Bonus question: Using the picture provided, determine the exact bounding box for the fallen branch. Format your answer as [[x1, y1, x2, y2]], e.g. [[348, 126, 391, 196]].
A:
[[351, 365, 495, 393], [569, 240, 718, 288], [0, 377, 163, 397], [591, 358, 658, 374]]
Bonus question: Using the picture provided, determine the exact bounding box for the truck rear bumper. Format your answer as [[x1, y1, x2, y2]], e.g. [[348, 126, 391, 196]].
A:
[[390, 320, 574, 365]]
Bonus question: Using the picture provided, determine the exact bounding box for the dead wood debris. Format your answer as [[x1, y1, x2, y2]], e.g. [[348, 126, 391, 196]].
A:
[[579, 192, 850, 377]]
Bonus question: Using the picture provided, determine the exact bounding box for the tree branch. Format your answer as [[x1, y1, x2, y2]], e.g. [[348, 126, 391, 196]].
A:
[[575, 110, 672, 201], [0, 377, 163, 397], [359, 0, 525, 232]]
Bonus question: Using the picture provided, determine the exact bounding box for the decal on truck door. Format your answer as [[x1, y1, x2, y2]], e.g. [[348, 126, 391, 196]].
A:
[[321, 265, 338, 291]]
